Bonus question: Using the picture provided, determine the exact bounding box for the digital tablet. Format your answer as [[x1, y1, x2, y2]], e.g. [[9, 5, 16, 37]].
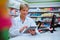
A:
[[23, 26, 36, 33]]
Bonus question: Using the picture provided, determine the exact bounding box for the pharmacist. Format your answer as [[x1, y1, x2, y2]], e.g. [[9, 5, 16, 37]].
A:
[[9, 3, 37, 37]]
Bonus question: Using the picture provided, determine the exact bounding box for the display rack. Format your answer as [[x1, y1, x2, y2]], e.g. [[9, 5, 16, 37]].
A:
[[29, 5, 60, 27]]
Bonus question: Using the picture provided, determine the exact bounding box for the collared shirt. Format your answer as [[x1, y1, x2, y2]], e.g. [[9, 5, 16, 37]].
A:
[[9, 16, 36, 37]]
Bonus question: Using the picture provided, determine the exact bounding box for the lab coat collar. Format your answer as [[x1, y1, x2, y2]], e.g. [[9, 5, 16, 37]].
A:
[[17, 15, 28, 23]]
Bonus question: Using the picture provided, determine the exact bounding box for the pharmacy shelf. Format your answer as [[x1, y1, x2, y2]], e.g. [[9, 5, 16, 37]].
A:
[[29, 11, 60, 13], [30, 16, 41, 17], [30, 16, 60, 18], [29, 2, 60, 8], [10, 15, 18, 17], [35, 21, 58, 23]]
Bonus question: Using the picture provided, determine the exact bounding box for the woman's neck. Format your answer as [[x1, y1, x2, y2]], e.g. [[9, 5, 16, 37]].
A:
[[20, 15, 26, 22]]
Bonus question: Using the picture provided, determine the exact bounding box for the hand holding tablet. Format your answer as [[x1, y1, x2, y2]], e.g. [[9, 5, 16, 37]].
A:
[[23, 26, 36, 35]]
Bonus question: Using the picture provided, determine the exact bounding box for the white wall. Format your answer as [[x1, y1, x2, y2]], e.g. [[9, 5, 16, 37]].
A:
[[29, 2, 60, 7], [8, 0, 27, 9], [25, 0, 57, 2]]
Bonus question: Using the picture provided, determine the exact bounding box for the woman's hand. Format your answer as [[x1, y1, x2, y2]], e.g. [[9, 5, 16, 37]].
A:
[[20, 26, 27, 32], [28, 29, 36, 35]]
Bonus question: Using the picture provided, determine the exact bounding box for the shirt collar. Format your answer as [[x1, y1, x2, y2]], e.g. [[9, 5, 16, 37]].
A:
[[17, 15, 28, 22]]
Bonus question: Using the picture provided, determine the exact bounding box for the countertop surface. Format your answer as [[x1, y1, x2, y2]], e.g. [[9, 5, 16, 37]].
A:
[[9, 28, 60, 40]]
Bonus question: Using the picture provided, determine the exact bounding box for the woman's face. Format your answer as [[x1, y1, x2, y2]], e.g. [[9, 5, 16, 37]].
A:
[[20, 7, 29, 17]]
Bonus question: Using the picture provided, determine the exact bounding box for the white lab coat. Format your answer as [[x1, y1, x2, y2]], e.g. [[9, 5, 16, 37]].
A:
[[9, 16, 36, 37]]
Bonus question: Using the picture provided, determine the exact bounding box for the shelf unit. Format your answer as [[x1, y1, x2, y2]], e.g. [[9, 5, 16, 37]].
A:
[[29, 6, 60, 27], [30, 16, 60, 18], [8, 1, 60, 27]]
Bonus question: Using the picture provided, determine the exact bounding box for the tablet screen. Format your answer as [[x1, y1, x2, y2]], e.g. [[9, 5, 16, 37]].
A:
[[23, 26, 36, 33]]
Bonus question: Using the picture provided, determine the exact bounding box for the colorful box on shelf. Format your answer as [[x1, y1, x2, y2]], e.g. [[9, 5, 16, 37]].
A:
[[39, 7, 60, 12], [30, 13, 41, 17], [41, 13, 53, 17]]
